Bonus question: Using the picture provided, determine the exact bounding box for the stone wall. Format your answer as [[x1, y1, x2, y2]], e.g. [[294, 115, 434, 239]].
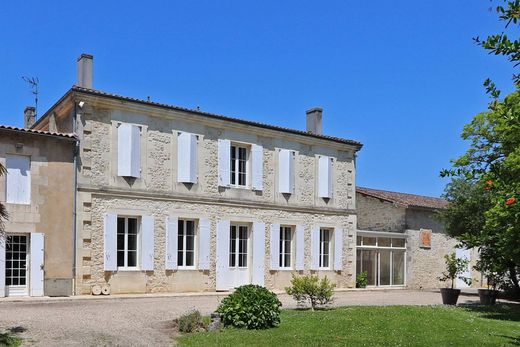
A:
[[357, 194, 406, 232]]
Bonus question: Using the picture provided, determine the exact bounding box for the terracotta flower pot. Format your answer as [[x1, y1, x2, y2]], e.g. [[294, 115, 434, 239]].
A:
[[440, 288, 461, 305], [478, 289, 499, 305]]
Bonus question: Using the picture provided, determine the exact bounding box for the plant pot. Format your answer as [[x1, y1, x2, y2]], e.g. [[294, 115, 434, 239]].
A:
[[440, 288, 461, 305], [478, 289, 499, 305]]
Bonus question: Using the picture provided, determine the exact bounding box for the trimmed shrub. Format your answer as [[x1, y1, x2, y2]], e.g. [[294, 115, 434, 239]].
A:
[[356, 271, 368, 288], [178, 310, 207, 333], [216, 285, 282, 329], [285, 274, 335, 310]]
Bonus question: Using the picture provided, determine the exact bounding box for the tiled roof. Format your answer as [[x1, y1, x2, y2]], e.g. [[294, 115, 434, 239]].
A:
[[0, 125, 77, 140], [356, 186, 448, 210], [71, 86, 363, 148]]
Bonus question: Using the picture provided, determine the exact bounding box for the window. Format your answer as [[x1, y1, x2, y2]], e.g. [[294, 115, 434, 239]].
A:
[[177, 219, 196, 268], [319, 228, 332, 269], [230, 145, 248, 187], [229, 225, 248, 268], [5, 235, 28, 286], [6, 155, 31, 204], [117, 217, 139, 269], [279, 226, 293, 268]]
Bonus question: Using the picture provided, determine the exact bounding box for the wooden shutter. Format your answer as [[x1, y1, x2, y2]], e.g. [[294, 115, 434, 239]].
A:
[[216, 220, 230, 290], [0, 234, 5, 297], [295, 224, 305, 271], [104, 213, 118, 271], [165, 217, 178, 270], [252, 221, 265, 286], [278, 149, 295, 194], [218, 139, 231, 187], [334, 227, 343, 271], [141, 216, 155, 271], [251, 144, 264, 191], [30, 233, 45, 296], [6, 155, 31, 204], [270, 223, 280, 270], [318, 156, 333, 198], [311, 226, 320, 270], [198, 218, 211, 270], [118, 123, 141, 178], [177, 132, 198, 183]]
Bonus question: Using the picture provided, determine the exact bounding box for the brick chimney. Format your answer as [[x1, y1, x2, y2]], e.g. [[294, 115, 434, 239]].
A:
[[24, 106, 36, 129], [77, 53, 93, 88], [306, 107, 323, 135]]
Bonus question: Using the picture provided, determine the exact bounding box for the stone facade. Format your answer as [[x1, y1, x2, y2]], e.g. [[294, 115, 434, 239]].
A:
[[356, 192, 480, 289], [0, 128, 76, 296], [33, 88, 361, 295]]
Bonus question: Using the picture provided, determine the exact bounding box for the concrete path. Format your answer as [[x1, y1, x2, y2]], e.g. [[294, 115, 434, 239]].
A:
[[0, 289, 495, 346]]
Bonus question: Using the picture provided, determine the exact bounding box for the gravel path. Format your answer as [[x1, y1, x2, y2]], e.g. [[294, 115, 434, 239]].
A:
[[0, 289, 488, 346]]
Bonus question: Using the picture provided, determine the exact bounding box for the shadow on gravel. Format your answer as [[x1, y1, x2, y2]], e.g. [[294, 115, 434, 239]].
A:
[[460, 303, 520, 322]]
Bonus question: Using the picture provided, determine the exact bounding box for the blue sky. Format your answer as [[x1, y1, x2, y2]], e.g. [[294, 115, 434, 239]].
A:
[[0, 1, 515, 197]]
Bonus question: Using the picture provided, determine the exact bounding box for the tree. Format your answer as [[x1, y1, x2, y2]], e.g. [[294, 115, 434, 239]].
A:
[[440, 0, 520, 293], [0, 163, 7, 237]]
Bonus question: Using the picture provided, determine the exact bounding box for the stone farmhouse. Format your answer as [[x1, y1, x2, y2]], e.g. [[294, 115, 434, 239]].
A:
[[0, 54, 475, 297]]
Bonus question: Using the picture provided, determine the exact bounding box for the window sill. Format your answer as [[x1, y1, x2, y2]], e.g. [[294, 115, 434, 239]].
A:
[[279, 267, 294, 271], [177, 267, 197, 270], [229, 185, 251, 190], [116, 268, 141, 272]]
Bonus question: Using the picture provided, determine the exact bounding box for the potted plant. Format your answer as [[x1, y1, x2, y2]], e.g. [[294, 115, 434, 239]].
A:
[[438, 252, 470, 305], [356, 271, 368, 288], [475, 260, 503, 305]]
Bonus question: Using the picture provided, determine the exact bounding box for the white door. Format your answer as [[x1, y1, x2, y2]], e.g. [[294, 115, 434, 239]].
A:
[[229, 224, 250, 287], [5, 234, 29, 296], [456, 248, 471, 289]]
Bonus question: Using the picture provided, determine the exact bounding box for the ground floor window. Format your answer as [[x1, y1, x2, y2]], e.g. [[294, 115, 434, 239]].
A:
[[178, 219, 196, 268], [279, 226, 293, 268], [319, 228, 332, 269], [117, 217, 139, 269], [5, 235, 28, 286], [356, 234, 406, 286], [229, 225, 248, 268]]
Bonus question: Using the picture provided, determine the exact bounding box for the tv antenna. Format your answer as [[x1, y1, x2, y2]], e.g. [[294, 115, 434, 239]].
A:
[[22, 76, 39, 116]]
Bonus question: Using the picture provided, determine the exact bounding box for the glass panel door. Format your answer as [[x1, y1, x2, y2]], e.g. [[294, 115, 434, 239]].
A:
[[6, 235, 29, 296], [379, 250, 391, 286], [229, 225, 250, 287], [392, 250, 405, 285]]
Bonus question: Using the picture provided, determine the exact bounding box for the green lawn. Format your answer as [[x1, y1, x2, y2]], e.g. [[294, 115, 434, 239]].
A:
[[177, 304, 520, 346]]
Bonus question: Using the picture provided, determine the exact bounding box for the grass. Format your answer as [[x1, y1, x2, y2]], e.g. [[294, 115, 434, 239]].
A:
[[177, 304, 520, 346]]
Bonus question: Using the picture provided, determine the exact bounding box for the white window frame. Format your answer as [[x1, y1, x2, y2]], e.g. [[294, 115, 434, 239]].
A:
[[229, 223, 250, 268], [177, 219, 197, 270], [117, 216, 140, 271], [279, 225, 294, 269], [230, 143, 250, 188], [319, 228, 333, 269]]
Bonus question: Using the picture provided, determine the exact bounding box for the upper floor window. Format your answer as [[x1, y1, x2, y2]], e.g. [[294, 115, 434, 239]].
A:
[[279, 226, 293, 268], [117, 217, 140, 269], [6, 155, 31, 204], [177, 219, 196, 268], [117, 123, 141, 178], [319, 228, 333, 269], [230, 144, 248, 187]]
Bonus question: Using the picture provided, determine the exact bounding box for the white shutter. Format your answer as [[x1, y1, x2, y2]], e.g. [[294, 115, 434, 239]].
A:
[[30, 233, 44, 296], [0, 234, 5, 297], [278, 150, 295, 194], [218, 139, 231, 187], [311, 226, 320, 270], [252, 221, 265, 286], [118, 123, 141, 178], [178, 132, 198, 183], [216, 220, 231, 290], [252, 144, 264, 191], [295, 224, 305, 271], [165, 217, 178, 270], [318, 156, 333, 198], [141, 216, 155, 271], [334, 227, 343, 271], [198, 218, 211, 270], [6, 155, 31, 204], [270, 223, 280, 270], [104, 213, 118, 271]]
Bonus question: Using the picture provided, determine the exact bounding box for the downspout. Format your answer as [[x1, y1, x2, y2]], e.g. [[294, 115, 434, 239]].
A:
[[71, 100, 79, 295]]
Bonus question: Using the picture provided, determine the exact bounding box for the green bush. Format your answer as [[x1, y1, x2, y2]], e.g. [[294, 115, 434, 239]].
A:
[[356, 271, 368, 288], [216, 285, 282, 329], [285, 274, 335, 310], [178, 310, 207, 333]]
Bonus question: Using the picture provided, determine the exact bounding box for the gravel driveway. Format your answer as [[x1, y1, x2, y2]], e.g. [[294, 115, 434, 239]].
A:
[[0, 289, 485, 346]]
